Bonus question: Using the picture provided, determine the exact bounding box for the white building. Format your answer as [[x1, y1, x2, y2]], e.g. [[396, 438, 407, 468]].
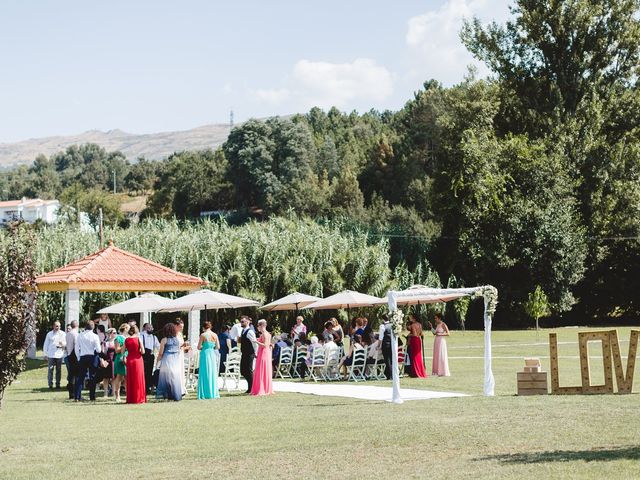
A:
[[0, 198, 60, 225]]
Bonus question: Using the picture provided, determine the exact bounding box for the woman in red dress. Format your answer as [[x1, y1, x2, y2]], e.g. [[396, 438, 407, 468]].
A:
[[407, 315, 428, 378], [125, 324, 146, 404]]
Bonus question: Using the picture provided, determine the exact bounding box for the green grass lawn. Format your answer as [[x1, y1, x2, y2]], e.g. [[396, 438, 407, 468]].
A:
[[1, 327, 639, 480]]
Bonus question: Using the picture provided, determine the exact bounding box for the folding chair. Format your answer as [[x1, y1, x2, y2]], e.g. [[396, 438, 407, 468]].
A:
[[308, 346, 326, 382], [348, 346, 368, 382], [291, 345, 308, 379], [221, 352, 242, 391], [275, 346, 293, 379], [323, 348, 341, 381]]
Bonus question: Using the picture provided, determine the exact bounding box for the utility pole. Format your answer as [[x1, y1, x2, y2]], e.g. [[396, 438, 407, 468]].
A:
[[230, 109, 234, 129], [112, 170, 116, 194], [99, 208, 104, 247]]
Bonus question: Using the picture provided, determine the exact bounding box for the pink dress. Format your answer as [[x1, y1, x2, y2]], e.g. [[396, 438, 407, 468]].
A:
[[432, 325, 450, 376], [250, 335, 274, 396]]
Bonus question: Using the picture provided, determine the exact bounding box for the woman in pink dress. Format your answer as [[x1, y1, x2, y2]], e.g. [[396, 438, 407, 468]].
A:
[[428, 314, 450, 377], [251, 319, 273, 396]]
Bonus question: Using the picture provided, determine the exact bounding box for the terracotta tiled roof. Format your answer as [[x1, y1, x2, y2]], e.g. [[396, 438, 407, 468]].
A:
[[34, 242, 207, 292]]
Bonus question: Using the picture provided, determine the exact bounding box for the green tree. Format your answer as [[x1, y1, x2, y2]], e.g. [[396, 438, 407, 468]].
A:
[[524, 285, 551, 331], [0, 223, 37, 408]]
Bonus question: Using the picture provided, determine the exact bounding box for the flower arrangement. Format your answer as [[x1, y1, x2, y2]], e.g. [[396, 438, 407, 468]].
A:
[[389, 309, 404, 336], [472, 286, 498, 316]]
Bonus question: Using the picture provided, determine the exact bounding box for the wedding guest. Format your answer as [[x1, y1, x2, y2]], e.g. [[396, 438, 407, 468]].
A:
[[331, 318, 344, 346], [197, 321, 220, 399], [251, 319, 273, 396], [322, 321, 335, 343], [407, 314, 427, 378], [156, 322, 184, 401], [95, 325, 106, 358], [113, 323, 129, 403], [43, 321, 66, 389], [218, 324, 232, 373], [239, 316, 257, 393], [74, 320, 101, 402], [140, 323, 160, 394], [175, 319, 187, 396], [290, 316, 307, 341], [428, 314, 451, 377], [98, 328, 116, 397], [354, 317, 365, 337], [377, 314, 393, 379], [64, 320, 79, 399], [229, 320, 242, 349], [305, 335, 322, 367], [125, 324, 146, 404], [338, 334, 364, 371], [97, 313, 112, 330]]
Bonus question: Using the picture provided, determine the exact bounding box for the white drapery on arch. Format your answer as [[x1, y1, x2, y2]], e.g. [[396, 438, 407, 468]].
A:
[[386, 285, 498, 403]]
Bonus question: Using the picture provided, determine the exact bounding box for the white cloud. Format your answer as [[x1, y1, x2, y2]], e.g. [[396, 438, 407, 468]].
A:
[[252, 87, 291, 104], [405, 0, 511, 85], [251, 58, 394, 111]]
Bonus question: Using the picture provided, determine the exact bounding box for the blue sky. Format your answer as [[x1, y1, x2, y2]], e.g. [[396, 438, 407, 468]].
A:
[[0, 0, 511, 143]]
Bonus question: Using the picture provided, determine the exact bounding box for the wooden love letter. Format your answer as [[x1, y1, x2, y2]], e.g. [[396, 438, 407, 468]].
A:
[[550, 330, 639, 395]]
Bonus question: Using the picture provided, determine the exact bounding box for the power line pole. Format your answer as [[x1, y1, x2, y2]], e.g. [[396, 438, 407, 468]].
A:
[[112, 170, 116, 194], [230, 109, 234, 129]]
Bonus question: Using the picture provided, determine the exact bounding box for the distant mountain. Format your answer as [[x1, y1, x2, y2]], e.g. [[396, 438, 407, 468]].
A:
[[0, 123, 232, 166]]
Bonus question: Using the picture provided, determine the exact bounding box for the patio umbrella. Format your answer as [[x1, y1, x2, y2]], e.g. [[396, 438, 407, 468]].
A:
[[159, 289, 260, 312], [303, 290, 385, 312], [97, 293, 176, 314], [260, 292, 321, 313]]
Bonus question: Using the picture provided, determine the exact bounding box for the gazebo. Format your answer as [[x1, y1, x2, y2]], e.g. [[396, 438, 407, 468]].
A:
[[34, 241, 208, 342]]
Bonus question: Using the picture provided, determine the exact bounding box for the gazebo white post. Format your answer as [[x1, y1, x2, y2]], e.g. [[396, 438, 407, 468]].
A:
[[65, 289, 80, 327], [140, 311, 151, 331], [387, 291, 403, 404], [483, 293, 495, 396]]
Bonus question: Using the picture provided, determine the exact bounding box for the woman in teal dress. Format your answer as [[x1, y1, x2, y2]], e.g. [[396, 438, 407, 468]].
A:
[[197, 321, 220, 399], [112, 323, 129, 402]]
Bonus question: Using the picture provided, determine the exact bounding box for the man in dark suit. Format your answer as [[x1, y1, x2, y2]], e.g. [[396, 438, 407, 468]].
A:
[[238, 315, 256, 393]]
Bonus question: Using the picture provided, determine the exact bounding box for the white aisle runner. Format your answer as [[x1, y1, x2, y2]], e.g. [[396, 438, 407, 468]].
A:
[[272, 381, 468, 402]]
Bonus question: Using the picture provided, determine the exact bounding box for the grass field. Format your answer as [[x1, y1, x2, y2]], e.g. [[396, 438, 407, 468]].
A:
[[1, 327, 639, 480]]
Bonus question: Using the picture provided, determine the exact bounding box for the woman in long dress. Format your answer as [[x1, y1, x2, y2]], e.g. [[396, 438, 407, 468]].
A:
[[428, 314, 451, 376], [156, 322, 184, 401], [197, 321, 220, 400], [407, 315, 428, 378], [175, 319, 187, 396], [113, 323, 129, 402], [124, 325, 146, 404], [250, 319, 273, 396]]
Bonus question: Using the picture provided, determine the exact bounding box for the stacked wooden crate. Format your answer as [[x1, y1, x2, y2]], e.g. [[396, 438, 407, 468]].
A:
[[517, 358, 548, 395]]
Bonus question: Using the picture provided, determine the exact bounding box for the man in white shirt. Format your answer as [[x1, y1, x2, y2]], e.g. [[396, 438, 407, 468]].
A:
[[229, 320, 242, 349], [238, 316, 257, 393], [140, 323, 160, 394], [64, 320, 79, 399], [74, 320, 101, 401], [44, 321, 66, 389]]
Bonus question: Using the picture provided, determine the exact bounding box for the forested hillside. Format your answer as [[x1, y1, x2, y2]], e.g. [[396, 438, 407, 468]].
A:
[[2, 1, 639, 327]]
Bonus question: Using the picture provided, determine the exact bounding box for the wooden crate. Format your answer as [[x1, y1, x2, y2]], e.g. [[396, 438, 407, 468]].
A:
[[517, 371, 548, 395]]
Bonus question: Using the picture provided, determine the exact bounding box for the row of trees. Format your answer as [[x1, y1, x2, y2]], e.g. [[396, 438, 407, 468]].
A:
[[2, 0, 639, 326]]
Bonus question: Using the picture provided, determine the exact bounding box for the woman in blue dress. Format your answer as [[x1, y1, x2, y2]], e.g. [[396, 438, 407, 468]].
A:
[[197, 321, 220, 399], [156, 322, 184, 401]]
